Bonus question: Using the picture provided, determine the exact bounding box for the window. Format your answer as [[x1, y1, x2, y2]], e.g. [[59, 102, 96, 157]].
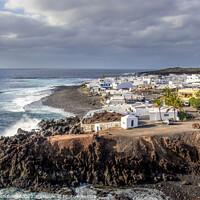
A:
[[164, 114, 169, 117]]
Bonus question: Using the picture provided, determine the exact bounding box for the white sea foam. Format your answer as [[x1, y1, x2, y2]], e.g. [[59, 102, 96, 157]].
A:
[[2, 86, 53, 112], [0, 77, 87, 136], [2, 115, 41, 137], [0, 77, 88, 113], [0, 186, 171, 200]]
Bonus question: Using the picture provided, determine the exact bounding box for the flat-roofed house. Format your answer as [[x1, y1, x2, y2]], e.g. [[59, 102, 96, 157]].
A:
[[121, 115, 138, 129], [178, 88, 198, 101], [148, 106, 178, 121]]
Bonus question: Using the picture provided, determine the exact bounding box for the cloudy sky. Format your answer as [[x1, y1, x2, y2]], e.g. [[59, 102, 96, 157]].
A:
[[0, 0, 200, 69]]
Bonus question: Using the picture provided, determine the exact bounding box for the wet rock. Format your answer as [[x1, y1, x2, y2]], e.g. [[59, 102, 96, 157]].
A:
[[58, 187, 74, 196]]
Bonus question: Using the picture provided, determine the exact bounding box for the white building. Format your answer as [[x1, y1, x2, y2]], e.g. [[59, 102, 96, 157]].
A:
[[148, 107, 178, 121], [122, 91, 134, 100], [112, 82, 133, 90], [87, 81, 98, 89], [131, 102, 152, 119], [98, 78, 113, 89], [186, 74, 200, 83], [121, 115, 138, 129]]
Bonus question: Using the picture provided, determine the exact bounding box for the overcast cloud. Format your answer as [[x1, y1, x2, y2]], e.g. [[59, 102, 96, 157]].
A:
[[0, 0, 200, 68]]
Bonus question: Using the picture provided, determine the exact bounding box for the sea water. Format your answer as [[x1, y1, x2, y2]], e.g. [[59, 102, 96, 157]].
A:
[[0, 186, 170, 200], [0, 68, 170, 199], [0, 68, 141, 136]]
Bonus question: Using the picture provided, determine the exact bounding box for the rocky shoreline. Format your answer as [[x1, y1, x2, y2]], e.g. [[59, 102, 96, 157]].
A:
[[42, 85, 103, 117], [0, 117, 200, 200]]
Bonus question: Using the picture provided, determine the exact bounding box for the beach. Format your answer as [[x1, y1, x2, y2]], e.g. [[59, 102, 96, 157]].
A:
[[42, 84, 103, 117]]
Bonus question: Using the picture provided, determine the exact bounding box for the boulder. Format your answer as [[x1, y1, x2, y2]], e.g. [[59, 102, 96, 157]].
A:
[[192, 123, 200, 129]]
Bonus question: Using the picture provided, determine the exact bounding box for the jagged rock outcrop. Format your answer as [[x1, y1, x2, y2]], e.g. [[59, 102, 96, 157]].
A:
[[18, 113, 122, 137], [37, 116, 84, 137], [83, 112, 122, 124], [0, 131, 200, 197]]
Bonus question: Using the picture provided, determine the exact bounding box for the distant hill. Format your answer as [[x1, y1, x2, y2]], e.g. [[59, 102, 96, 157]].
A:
[[139, 67, 200, 75]]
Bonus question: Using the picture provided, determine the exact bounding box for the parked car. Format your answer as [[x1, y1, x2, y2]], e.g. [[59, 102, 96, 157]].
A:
[[163, 119, 173, 125], [184, 101, 190, 107]]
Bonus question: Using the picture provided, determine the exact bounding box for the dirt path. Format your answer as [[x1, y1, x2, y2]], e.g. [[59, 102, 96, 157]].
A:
[[105, 120, 197, 139], [49, 120, 198, 149]]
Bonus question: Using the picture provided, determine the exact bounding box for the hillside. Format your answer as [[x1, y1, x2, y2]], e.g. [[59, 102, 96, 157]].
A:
[[139, 67, 200, 75]]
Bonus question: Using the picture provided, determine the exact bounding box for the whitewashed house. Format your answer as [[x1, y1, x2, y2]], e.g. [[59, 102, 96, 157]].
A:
[[131, 102, 152, 119], [122, 91, 134, 100], [98, 78, 113, 90], [186, 74, 200, 83], [107, 95, 125, 105], [102, 104, 131, 113], [142, 78, 151, 85], [112, 82, 133, 90], [148, 107, 178, 121], [87, 81, 99, 89], [121, 115, 138, 129]]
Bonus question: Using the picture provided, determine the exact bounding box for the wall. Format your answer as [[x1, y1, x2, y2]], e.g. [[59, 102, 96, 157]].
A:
[[81, 121, 121, 133], [95, 121, 121, 132], [81, 123, 95, 132], [149, 111, 177, 121]]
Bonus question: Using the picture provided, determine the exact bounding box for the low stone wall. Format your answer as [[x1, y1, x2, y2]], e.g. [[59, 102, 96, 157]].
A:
[[95, 121, 121, 132], [81, 121, 121, 132], [81, 123, 95, 132]]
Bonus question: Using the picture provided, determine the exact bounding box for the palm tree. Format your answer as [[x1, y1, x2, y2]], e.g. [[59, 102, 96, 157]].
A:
[[153, 98, 164, 121], [162, 87, 172, 98], [196, 90, 200, 97], [166, 93, 183, 121], [162, 87, 173, 105]]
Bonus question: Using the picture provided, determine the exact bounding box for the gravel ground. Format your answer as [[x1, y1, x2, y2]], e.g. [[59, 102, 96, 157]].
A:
[[42, 85, 103, 117]]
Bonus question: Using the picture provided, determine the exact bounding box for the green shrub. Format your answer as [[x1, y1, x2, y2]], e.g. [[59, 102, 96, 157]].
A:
[[178, 112, 188, 121], [193, 98, 200, 110], [189, 97, 196, 106]]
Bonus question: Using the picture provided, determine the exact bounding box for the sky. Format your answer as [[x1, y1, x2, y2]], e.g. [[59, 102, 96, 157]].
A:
[[0, 0, 200, 69]]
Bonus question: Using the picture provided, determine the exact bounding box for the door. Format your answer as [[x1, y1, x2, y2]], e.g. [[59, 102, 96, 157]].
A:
[[131, 120, 134, 127]]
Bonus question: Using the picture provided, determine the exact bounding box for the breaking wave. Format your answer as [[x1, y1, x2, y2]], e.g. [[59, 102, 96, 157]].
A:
[[2, 115, 40, 137]]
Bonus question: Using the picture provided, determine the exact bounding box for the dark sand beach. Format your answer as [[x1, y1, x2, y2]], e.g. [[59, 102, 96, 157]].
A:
[[42, 85, 103, 117]]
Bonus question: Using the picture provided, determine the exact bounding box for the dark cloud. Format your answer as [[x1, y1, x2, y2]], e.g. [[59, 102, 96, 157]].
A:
[[0, 0, 200, 68]]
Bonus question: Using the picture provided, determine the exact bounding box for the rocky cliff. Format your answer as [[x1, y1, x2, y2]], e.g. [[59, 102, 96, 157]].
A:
[[0, 131, 199, 199]]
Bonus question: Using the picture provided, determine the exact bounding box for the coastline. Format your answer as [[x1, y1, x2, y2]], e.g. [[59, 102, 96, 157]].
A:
[[1, 70, 200, 200], [42, 84, 103, 117], [0, 129, 200, 200]]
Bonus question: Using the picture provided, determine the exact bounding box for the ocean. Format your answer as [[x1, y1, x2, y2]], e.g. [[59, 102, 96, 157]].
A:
[[0, 68, 170, 200], [0, 68, 141, 136]]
